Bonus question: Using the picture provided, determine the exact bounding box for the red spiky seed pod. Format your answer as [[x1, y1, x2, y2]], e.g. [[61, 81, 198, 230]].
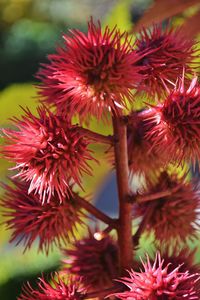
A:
[[162, 75, 200, 165], [62, 231, 119, 291], [37, 19, 143, 120], [135, 24, 197, 99], [18, 273, 86, 300], [160, 247, 200, 295], [127, 109, 168, 177], [1, 180, 85, 254], [1, 107, 95, 203], [160, 247, 200, 275], [113, 253, 200, 300], [145, 76, 200, 167], [133, 172, 200, 246]]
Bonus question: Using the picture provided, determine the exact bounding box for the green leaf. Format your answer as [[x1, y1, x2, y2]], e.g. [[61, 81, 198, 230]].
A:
[[0, 83, 38, 125], [103, 0, 133, 32], [0, 245, 60, 285]]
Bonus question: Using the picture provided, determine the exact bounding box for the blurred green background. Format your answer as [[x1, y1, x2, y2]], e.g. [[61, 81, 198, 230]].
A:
[[0, 0, 200, 299], [0, 1, 137, 298]]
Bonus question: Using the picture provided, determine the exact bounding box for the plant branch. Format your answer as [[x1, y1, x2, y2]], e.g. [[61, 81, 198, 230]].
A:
[[75, 194, 118, 229], [137, 191, 170, 203], [102, 224, 114, 235], [131, 188, 177, 204], [112, 116, 133, 272], [80, 127, 113, 145], [132, 188, 176, 245], [132, 187, 177, 245], [132, 203, 156, 246]]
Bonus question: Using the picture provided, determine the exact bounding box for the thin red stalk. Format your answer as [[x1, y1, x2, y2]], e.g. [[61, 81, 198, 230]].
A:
[[75, 195, 118, 229], [102, 224, 114, 235], [132, 187, 178, 245], [132, 203, 156, 246], [112, 116, 133, 272], [79, 127, 113, 145], [135, 189, 173, 203]]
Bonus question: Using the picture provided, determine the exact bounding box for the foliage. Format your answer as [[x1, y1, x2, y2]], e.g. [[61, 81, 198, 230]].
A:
[[0, 0, 200, 299]]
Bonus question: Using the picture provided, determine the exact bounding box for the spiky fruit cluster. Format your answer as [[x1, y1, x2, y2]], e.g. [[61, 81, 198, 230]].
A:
[[1, 16, 200, 300], [136, 24, 196, 98], [1, 107, 94, 203], [113, 253, 200, 300], [145, 76, 200, 167], [127, 109, 167, 177], [1, 180, 84, 254], [160, 247, 200, 275], [160, 248, 200, 295], [37, 19, 143, 120], [133, 172, 200, 246], [18, 273, 86, 300], [62, 231, 119, 290]]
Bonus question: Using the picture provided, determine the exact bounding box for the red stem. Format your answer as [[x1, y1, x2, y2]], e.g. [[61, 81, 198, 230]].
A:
[[80, 127, 113, 145], [112, 116, 133, 272], [132, 204, 155, 246], [75, 195, 118, 229], [135, 189, 173, 203]]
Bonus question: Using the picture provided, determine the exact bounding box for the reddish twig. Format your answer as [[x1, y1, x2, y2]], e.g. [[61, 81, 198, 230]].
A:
[[112, 116, 133, 272], [130, 185, 180, 204], [135, 189, 173, 203], [79, 127, 113, 145], [75, 195, 118, 229], [132, 203, 156, 246]]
